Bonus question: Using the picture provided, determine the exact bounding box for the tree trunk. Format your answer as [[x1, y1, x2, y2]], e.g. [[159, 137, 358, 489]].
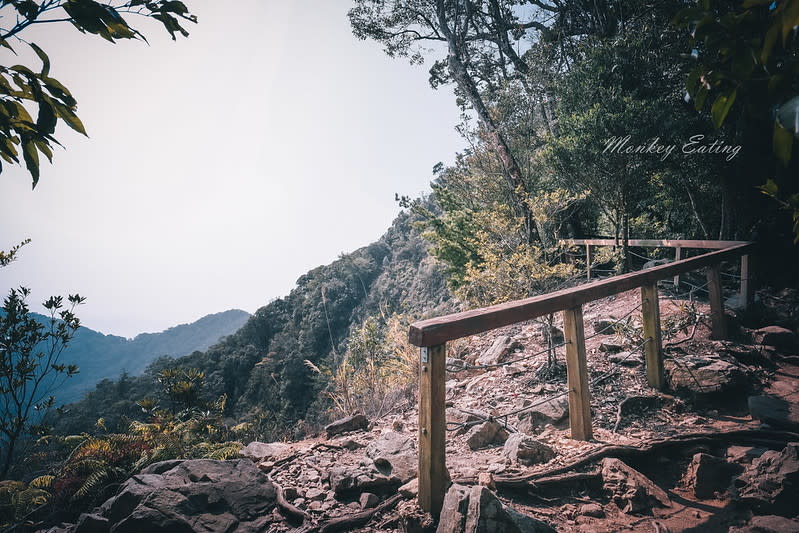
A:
[[436, 0, 535, 245]]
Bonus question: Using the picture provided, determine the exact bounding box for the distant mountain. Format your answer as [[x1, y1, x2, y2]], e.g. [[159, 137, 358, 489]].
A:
[[51, 309, 251, 403]]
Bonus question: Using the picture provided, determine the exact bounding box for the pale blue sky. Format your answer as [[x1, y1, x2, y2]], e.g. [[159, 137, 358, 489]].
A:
[[0, 1, 464, 338]]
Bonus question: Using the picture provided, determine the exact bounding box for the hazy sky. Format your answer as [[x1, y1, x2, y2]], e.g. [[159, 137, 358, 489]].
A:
[[0, 1, 464, 338]]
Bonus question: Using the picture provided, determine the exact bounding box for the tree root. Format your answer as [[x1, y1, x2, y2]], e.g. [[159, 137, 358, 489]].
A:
[[494, 428, 799, 490], [272, 479, 310, 525], [292, 493, 405, 533]]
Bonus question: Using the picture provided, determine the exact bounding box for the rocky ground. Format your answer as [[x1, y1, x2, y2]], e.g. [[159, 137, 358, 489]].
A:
[[48, 287, 799, 533]]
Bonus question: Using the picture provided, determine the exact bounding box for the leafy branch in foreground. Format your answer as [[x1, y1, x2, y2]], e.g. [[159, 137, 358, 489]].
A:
[[0, 0, 197, 187]]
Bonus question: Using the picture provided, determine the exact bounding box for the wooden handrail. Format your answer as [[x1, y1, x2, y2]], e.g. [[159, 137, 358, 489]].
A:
[[409, 241, 753, 347], [564, 238, 747, 249], [412, 238, 754, 517]]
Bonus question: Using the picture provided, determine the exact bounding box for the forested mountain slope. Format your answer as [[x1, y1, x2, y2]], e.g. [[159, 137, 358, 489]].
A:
[[57, 207, 452, 437], [50, 309, 251, 403]]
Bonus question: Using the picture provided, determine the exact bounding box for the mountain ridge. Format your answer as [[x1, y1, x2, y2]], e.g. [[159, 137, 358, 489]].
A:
[[49, 308, 251, 403]]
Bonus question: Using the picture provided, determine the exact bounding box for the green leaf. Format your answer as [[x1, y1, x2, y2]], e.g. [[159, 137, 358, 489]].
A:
[[711, 88, 737, 128], [52, 102, 87, 136], [694, 85, 709, 112], [43, 76, 77, 107], [36, 100, 57, 134], [21, 137, 39, 188], [760, 178, 779, 197], [742, 0, 773, 6], [29, 43, 49, 77], [773, 121, 793, 166]]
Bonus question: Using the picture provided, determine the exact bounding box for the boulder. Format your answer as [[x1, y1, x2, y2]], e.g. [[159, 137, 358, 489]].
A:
[[359, 492, 379, 509], [238, 441, 289, 463], [325, 413, 369, 438], [728, 515, 799, 533], [599, 342, 624, 353], [643, 259, 671, 269], [437, 484, 470, 533], [755, 326, 798, 352], [76, 459, 277, 533], [502, 433, 556, 466], [329, 464, 399, 495], [680, 453, 743, 499], [398, 478, 418, 498], [476, 336, 523, 366], [73, 514, 108, 533], [436, 484, 556, 533], [601, 458, 671, 514], [365, 431, 417, 482], [664, 356, 747, 396], [517, 397, 569, 432], [734, 442, 799, 516], [465, 421, 509, 450], [593, 319, 618, 335], [578, 503, 605, 518], [749, 395, 799, 431]]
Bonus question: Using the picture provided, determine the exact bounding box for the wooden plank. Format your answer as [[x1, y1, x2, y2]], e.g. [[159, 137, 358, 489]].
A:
[[641, 284, 664, 390], [586, 244, 593, 280], [706, 264, 728, 340], [563, 239, 747, 249], [563, 306, 592, 441], [409, 243, 753, 346], [740, 254, 752, 311], [418, 343, 448, 517], [673, 247, 682, 288]]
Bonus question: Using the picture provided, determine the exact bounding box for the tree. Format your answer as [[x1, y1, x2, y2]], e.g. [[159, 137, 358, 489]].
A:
[[674, 0, 799, 242], [0, 286, 85, 479], [350, 0, 553, 243], [0, 0, 197, 187]]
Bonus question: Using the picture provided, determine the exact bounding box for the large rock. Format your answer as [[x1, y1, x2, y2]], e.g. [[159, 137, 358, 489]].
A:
[[238, 441, 289, 462], [325, 413, 369, 438], [728, 515, 799, 533], [73, 459, 277, 533], [466, 421, 509, 450], [517, 397, 569, 433], [436, 484, 555, 533], [680, 453, 743, 499], [601, 458, 671, 514], [643, 259, 671, 269], [593, 318, 618, 335], [755, 325, 798, 352], [749, 395, 799, 431], [502, 433, 556, 466], [608, 351, 643, 366], [365, 431, 417, 482], [734, 442, 799, 516], [476, 336, 523, 366], [664, 356, 747, 396], [329, 464, 399, 495]]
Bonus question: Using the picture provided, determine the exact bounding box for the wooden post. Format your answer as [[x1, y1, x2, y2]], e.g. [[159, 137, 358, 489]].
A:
[[586, 244, 593, 280], [640, 284, 664, 390], [562, 306, 592, 441], [418, 343, 447, 517], [740, 254, 753, 311], [673, 246, 682, 288], [706, 264, 728, 339]]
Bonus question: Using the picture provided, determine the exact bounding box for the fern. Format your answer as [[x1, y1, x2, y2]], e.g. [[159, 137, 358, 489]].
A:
[[28, 475, 54, 489], [201, 442, 242, 460]]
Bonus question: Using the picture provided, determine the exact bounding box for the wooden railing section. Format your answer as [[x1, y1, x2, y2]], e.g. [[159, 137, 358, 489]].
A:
[[409, 239, 754, 516]]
